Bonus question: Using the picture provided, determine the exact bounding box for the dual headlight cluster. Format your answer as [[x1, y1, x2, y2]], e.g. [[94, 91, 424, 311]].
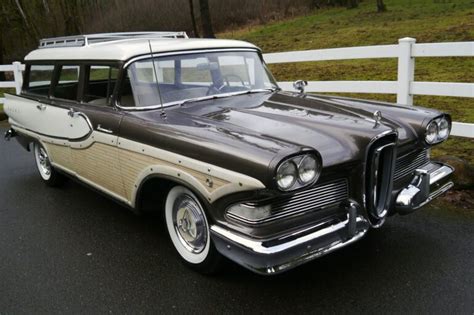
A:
[[276, 154, 321, 191], [425, 116, 450, 144], [226, 153, 322, 224]]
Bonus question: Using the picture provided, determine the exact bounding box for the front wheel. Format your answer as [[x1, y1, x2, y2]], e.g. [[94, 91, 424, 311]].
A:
[[165, 185, 222, 274], [34, 142, 65, 187]]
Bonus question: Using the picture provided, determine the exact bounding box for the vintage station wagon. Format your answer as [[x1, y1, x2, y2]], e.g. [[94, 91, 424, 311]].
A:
[[4, 32, 454, 275]]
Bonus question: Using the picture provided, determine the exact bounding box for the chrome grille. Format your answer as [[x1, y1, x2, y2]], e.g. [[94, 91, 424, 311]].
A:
[[263, 179, 349, 223], [366, 139, 396, 220], [394, 149, 429, 182]]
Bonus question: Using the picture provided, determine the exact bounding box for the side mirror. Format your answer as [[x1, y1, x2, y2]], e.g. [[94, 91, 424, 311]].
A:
[[293, 80, 308, 94]]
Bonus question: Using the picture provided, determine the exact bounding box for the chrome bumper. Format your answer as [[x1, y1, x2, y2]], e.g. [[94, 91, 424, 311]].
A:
[[210, 202, 370, 275], [396, 162, 454, 214]]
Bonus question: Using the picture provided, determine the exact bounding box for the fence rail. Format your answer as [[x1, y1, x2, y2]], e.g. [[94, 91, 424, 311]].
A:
[[264, 38, 474, 138], [0, 62, 24, 105], [0, 38, 472, 137]]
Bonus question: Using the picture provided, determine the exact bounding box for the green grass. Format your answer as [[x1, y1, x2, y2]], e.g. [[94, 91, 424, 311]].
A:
[[220, 0, 474, 163]]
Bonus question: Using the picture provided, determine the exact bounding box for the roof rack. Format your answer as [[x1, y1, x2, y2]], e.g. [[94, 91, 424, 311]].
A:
[[38, 31, 189, 49]]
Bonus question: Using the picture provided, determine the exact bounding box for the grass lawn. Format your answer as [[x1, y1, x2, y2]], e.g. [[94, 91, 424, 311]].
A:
[[220, 0, 474, 163]]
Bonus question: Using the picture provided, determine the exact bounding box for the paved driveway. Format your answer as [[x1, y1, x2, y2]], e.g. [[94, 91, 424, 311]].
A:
[[0, 123, 473, 314]]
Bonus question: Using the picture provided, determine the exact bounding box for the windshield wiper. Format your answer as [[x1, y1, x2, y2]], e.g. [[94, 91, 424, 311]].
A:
[[178, 88, 278, 107]]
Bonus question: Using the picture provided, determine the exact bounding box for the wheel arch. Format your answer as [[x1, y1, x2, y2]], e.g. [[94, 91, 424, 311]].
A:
[[134, 172, 212, 215]]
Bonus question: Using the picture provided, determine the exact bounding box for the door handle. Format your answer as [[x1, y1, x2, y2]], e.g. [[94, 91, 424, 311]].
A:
[[67, 108, 78, 118], [36, 104, 46, 111], [97, 124, 113, 134]]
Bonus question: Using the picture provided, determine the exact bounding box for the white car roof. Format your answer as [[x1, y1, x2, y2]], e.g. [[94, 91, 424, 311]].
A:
[[25, 38, 259, 62]]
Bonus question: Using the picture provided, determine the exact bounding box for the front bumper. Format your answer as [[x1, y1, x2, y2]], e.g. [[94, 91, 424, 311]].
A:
[[211, 202, 370, 275], [211, 162, 453, 275], [395, 162, 454, 214]]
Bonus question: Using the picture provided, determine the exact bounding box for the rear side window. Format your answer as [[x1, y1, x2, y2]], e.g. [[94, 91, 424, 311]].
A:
[[26, 65, 54, 96], [53, 65, 80, 101], [84, 65, 119, 105]]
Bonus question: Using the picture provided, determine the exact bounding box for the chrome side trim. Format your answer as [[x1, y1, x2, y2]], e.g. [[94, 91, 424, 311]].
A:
[[97, 124, 113, 134]]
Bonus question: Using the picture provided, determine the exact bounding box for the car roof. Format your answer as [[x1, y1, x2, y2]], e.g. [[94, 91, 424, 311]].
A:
[[24, 38, 260, 62]]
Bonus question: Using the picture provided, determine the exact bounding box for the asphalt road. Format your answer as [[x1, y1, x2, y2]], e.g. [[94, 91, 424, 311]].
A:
[[1, 123, 473, 314]]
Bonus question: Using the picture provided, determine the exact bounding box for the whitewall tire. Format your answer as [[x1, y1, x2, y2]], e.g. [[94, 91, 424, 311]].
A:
[[33, 142, 65, 187], [165, 185, 222, 273]]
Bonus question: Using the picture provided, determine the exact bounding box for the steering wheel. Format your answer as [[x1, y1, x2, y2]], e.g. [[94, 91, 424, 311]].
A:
[[222, 74, 246, 87], [206, 74, 247, 96]]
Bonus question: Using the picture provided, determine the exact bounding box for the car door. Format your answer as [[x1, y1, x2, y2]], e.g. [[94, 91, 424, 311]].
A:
[[64, 64, 126, 200], [5, 64, 92, 141]]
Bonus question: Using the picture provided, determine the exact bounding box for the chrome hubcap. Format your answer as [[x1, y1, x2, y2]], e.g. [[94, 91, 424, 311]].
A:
[[172, 194, 207, 254], [36, 146, 51, 178]]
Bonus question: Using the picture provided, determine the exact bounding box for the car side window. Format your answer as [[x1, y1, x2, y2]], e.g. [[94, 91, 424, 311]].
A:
[[53, 65, 80, 101], [25, 65, 54, 97], [84, 65, 119, 106]]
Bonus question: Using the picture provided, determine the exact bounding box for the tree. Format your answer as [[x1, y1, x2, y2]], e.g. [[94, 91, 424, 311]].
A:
[[198, 0, 215, 38], [0, 3, 4, 81], [347, 0, 359, 9], [13, 0, 40, 40], [376, 0, 386, 12], [188, 0, 199, 37]]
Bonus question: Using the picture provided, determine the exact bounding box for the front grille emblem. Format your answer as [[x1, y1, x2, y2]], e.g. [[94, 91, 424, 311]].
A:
[[373, 110, 382, 127]]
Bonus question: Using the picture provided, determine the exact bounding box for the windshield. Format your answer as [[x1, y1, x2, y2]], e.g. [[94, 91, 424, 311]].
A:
[[121, 50, 278, 108]]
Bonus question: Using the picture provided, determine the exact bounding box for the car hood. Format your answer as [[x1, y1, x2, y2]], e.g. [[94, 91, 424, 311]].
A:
[[124, 91, 438, 186], [167, 92, 424, 165]]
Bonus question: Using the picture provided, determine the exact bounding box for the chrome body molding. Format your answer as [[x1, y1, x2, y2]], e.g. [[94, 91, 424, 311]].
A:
[[396, 162, 454, 213], [211, 202, 370, 275]]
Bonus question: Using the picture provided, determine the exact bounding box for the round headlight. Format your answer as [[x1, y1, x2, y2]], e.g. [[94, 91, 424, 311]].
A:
[[425, 121, 438, 144], [276, 160, 297, 190], [298, 155, 320, 184], [438, 117, 449, 140]]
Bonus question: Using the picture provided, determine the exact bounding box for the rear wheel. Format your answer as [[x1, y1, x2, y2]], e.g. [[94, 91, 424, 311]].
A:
[[165, 185, 222, 274], [34, 142, 65, 187]]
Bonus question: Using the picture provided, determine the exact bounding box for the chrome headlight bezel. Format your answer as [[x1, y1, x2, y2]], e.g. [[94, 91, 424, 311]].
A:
[[275, 153, 322, 191], [425, 115, 451, 145]]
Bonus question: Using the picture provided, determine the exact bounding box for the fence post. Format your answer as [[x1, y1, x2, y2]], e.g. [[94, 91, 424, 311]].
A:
[[397, 37, 416, 105], [12, 61, 23, 95]]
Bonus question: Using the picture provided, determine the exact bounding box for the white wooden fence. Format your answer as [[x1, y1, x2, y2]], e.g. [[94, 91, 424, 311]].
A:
[[0, 61, 24, 104], [1, 37, 472, 137]]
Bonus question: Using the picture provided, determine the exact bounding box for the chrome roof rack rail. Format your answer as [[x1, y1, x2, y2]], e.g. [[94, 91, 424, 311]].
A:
[[38, 32, 189, 48]]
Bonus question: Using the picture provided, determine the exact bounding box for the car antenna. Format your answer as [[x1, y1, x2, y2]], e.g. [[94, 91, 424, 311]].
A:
[[148, 40, 167, 119]]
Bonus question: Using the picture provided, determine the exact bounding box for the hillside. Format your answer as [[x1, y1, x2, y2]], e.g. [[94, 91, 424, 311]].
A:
[[221, 0, 474, 163]]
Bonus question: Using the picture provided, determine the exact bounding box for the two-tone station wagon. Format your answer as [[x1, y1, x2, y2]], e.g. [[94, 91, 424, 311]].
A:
[[4, 32, 454, 275]]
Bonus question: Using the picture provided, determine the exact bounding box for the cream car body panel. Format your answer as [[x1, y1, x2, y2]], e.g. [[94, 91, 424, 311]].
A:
[[4, 94, 92, 140]]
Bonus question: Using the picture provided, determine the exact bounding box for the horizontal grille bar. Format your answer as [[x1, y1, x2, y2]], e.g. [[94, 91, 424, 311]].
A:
[[264, 179, 349, 223], [394, 149, 429, 182]]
